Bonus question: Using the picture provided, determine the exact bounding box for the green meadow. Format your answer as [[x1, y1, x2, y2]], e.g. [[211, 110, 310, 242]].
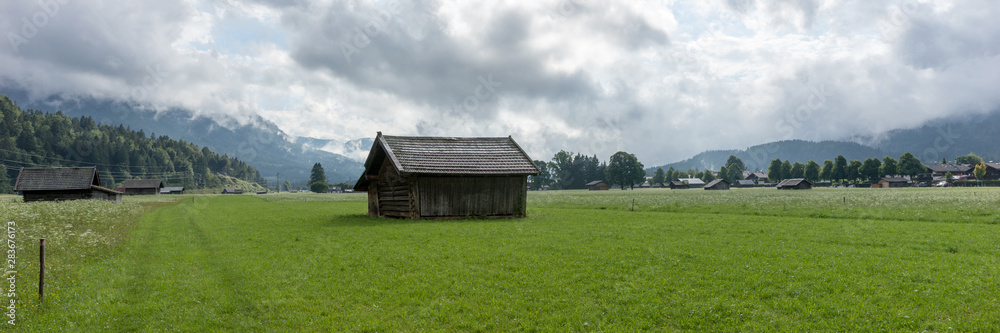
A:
[[3, 188, 1000, 331]]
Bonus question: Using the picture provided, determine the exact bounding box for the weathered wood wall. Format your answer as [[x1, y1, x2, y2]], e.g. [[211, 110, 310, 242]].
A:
[[22, 190, 121, 202], [126, 188, 159, 195], [415, 176, 527, 218], [374, 156, 415, 218]]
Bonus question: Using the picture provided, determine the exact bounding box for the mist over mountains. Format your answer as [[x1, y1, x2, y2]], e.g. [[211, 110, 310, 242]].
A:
[[0, 88, 364, 185]]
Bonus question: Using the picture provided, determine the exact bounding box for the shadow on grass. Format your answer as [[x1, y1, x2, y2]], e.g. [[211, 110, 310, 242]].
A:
[[325, 214, 528, 228]]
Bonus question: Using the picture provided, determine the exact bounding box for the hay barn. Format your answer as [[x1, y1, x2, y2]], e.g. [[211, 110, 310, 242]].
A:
[[586, 180, 610, 191], [14, 167, 122, 203], [703, 179, 730, 190], [122, 179, 163, 195], [875, 177, 908, 188], [353, 133, 540, 219], [160, 186, 185, 194], [776, 178, 812, 190]]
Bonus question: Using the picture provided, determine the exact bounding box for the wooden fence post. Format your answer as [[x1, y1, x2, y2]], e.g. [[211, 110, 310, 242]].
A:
[[39, 238, 45, 302]]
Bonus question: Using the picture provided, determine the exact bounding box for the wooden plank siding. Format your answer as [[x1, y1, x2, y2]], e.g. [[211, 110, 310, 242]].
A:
[[416, 176, 527, 218]]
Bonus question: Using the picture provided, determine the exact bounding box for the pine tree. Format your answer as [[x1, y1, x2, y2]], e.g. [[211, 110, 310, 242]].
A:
[[309, 163, 329, 193]]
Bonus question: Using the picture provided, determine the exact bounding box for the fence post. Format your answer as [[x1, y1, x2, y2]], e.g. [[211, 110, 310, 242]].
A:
[[39, 238, 45, 302]]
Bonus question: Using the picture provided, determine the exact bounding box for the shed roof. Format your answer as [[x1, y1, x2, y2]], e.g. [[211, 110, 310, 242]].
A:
[[355, 132, 540, 190], [14, 167, 102, 191], [925, 164, 972, 173], [704, 179, 729, 188], [776, 178, 810, 188], [585, 180, 606, 186], [122, 179, 163, 189], [736, 180, 756, 186], [162, 186, 185, 192], [679, 178, 705, 185]]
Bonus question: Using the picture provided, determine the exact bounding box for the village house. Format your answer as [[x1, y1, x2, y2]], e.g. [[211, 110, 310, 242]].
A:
[[14, 167, 122, 203], [586, 180, 610, 191], [703, 179, 730, 190], [982, 162, 1000, 180], [776, 178, 812, 190], [122, 179, 163, 195], [923, 163, 973, 180], [745, 172, 769, 184], [353, 133, 540, 219]]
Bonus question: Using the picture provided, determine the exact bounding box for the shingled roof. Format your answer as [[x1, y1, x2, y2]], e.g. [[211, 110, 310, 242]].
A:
[[355, 133, 540, 190], [14, 167, 102, 191], [122, 179, 163, 189]]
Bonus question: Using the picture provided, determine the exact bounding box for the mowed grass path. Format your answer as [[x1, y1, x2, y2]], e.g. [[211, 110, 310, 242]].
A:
[[18, 191, 1000, 331]]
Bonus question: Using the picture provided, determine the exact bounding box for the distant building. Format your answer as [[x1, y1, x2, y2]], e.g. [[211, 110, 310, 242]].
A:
[[924, 164, 973, 179], [256, 190, 268, 195], [875, 177, 909, 188], [122, 179, 163, 195], [222, 188, 244, 194], [669, 181, 689, 190], [982, 162, 1000, 180], [586, 180, 610, 191], [703, 179, 730, 190], [735, 180, 756, 188], [745, 172, 769, 184], [776, 178, 812, 190], [14, 167, 122, 203], [328, 186, 343, 193], [160, 186, 185, 195], [678, 178, 705, 188]]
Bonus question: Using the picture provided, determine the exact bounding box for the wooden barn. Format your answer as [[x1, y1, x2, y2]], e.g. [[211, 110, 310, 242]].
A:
[[586, 180, 610, 191], [776, 178, 812, 190], [353, 133, 540, 219], [14, 167, 122, 203], [875, 177, 908, 188], [703, 179, 730, 190], [735, 180, 756, 188], [160, 186, 185, 195], [669, 181, 689, 189], [222, 188, 244, 194], [122, 179, 163, 195]]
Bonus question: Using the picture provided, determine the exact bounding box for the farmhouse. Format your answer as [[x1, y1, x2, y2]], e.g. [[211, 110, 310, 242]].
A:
[[353, 133, 540, 219], [745, 172, 769, 184], [703, 179, 730, 190], [14, 167, 122, 203], [586, 180, 610, 191], [222, 188, 244, 194], [776, 178, 812, 190], [875, 177, 909, 188], [122, 179, 163, 195], [982, 162, 1000, 180], [669, 181, 689, 189], [924, 163, 972, 179], [160, 186, 185, 195]]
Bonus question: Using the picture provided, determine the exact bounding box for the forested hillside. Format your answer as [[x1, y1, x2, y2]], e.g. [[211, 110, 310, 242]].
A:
[[0, 95, 266, 193]]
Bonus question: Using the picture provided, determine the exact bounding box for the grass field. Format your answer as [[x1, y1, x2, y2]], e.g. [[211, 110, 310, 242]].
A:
[[3, 188, 1000, 331]]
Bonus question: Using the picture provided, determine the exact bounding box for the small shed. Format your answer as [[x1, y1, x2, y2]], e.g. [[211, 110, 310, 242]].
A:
[[735, 180, 756, 188], [160, 186, 185, 195], [669, 181, 689, 189], [353, 132, 540, 219], [776, 178, 812, 190], [222, 188, 244, 194], [122, 179, 163, 195], [703, 179, 730, 190], [256, 190, 268, 195], [875, 177, 908, 188], [14, 167, 122, 203], [586, 180, 610, 191]]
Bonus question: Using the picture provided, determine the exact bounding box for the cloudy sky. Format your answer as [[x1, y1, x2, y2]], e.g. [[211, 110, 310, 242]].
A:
[[2, 0, 998, 165]]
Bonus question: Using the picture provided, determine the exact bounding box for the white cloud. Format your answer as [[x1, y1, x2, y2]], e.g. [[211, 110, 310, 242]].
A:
[[1, 0, 998, 166]]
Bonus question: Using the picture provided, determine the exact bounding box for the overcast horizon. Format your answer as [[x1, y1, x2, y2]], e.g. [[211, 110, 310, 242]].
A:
[[2, 0, 999, 166]]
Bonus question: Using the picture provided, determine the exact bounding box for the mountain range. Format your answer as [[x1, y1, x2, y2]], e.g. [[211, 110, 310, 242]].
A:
[[0, 87, 366, 186], [651, 110, 1000, 173]]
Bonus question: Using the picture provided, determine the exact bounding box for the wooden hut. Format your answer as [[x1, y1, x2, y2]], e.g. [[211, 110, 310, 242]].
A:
[[122, 179, 163, 195], [222, 188, 244, 194], [735, 180, 756, 188], [160, 186, 185, 195], [353, 133, 540, 219], [586, 180, 610, 191], [875, 177, 908, 188], [669, 181, 689, 189], [14, 167, 122, 203], [703, 179, 730, 190], [776, 178, 812, 190]]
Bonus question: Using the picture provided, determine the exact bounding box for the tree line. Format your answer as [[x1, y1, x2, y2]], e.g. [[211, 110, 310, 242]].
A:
[[531, 150, 646, 190], [0, 95, 266, 193]]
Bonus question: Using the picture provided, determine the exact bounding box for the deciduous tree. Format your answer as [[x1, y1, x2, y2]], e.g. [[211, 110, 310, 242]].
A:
[[606, 151, 645, 190]]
